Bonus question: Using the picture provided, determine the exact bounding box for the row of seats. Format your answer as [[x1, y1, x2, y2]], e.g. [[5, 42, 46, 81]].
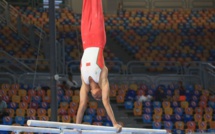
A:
[[14, 6, 121, 63], [151, 120, 215, 133], [107, 82, 215, 133], [0, 83, 119, 128], [107, 9, 215, 63], [4, 5, 215, 73]]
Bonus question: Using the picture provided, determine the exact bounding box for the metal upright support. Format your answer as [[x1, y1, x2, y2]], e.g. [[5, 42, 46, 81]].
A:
[[49, 0, 57, 121], [5, 3, 10, 24], [17, 15, 22, 36]]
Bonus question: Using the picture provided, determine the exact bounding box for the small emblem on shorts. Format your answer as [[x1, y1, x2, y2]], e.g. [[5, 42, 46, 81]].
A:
[[86, 62, 91, 66]]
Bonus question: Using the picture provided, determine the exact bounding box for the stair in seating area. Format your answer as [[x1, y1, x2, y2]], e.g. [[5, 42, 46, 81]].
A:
[[110, 98, 151, 129], [89, 95, 151, 128]]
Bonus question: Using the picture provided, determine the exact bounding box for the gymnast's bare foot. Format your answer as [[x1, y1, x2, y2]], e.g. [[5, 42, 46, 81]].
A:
[[114, 124, 122, 133]]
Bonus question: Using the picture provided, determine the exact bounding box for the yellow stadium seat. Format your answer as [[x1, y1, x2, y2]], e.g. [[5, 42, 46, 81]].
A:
[[12, 95, 21, 103]]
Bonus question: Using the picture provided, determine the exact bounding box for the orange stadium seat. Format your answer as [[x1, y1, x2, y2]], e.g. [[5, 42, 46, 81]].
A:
[[68, 108, 76, 118], [199, 101, 207, 109], [62, 115, 71, 123], [154, 108, 163, 116], [133, 107, 142, 116], [28, 89, 36, 97], [116, 95, 125, 103], [27, 108, 36, 117], [185, 107, 194, 115], [195, 107, 203, 115], [47, 89, 51, 96], [16, 109, 26, 117], [74, 90, 80, 96], [22, 96, 31, 103], [60, 102, 69, 109], [152, 114, 162, 122], [205, 107, 213, 115], [93, 122, 103, 126], [164, 108, 173, 115], [18, 89, 27, 97], [58, 108, 67, 115], [69, 102, 79, 110], [186, 121, 196, 131], [175, 121, 185, 130], [89, 101, 98, 109], [2, 96, 10, 103], [12, 95, 21, 103], [97, 108, 106, 116], [42, 96, 51, 103], [203, 114, 212, 123], [194, 114, 202, 123], [37, 108, 47, 117], [7, 109, 15, 117], [8, 89, 18, 97], [200, 95, 209, 102], [72, 95, 80, 103], [0, 89, 7, 96], [1, 83, 10, 91], [210, 121, 215, 129], [162, 101, 171, 108], [37, 89, 46, 97], [65, 90, 73, 97], [198, 121, 207, 131], [117, 89, 126, 97], [11, 84, 20, 90], [39, 116, 49, 121], [19, 102, 28, 109], [180, 101, 189, 109], [134, 101, 142, 109], [109, 89, 117, 97], [48, 108, 51, 117], [202, 90, 210, 96]]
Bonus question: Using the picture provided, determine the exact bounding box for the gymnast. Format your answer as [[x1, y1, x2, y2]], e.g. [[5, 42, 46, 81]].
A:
[[76, 0, 122, 133]]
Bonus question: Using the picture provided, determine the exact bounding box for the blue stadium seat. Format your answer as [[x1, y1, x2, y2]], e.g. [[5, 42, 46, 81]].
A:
[[153, 101, 161, 108], [142, 114, 152, 123], [143, 101, 152, 108], [164, 121, 173, 130], [15, 116, 25, 125], [143, 107, 152, 115], [86, 108, 96, 117], [152, 122, 162, 129], [184, 114, 193, 123], [94, 115, 103, 122], [124, 101, 133, 110], [3, 116, 13, 125], [83, 115, 93, 124]]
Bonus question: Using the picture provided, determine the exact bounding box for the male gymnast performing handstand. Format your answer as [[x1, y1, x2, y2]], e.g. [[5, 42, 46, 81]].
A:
[[76, 0, 122, 133]]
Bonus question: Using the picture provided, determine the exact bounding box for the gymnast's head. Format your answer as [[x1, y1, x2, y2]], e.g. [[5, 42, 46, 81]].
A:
[[89, 77, 102, 101]]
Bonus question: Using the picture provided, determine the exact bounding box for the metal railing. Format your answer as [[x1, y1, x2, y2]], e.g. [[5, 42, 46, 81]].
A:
[[126, 61, 182, 75], [18, 73, 52, 87], [0, 72, 17, 84], [0, 50, 34, 73], [0, 0, 46, 47], [0, 60, 213, 91], [201, 63, 215, 93]]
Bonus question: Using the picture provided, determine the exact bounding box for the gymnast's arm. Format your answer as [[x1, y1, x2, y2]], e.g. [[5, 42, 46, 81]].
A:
[[100, 66, 122, 132], [76, 78, 90, 124]]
